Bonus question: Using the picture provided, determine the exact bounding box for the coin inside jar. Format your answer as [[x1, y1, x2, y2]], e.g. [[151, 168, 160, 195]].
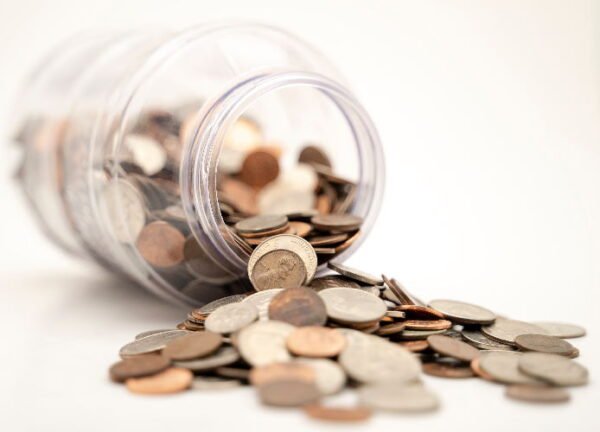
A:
[[235, 214, 288, 235], [311, 214, 363, 233], [135, 221, 186, 268]]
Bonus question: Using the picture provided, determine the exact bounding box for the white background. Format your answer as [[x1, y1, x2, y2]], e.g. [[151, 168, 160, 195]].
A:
[[1, 1, 599, 431]]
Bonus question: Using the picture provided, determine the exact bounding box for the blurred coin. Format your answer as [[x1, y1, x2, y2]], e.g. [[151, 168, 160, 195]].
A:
[[397, 305, 445, 320], [427, 335, 480, 362], [303, 404, 371, 422], [136, 221, 186, 268], [135, 329, 173, 340], [205, 302, 258, 334], [299, 145, 332, 168], [162, 332, 223, 360], [398, 340, 429, 352], [404, 319, 453, 331], [101, 179, 146, 243], [258, 183, 315, 215], [470, 357, 495, 381], [126, 367, 192, 395], [288, 221, 313, 238], [238, 321, 296, 366], [358, 383, 439, 413], [505, 384, 570, 403], [109, 354, 171, 382], [242, 288, 283, 320], [478, 351, 541, 385], [308, 233, 349, 247], [125, 134, 167, 176], [250, 250, 307, 291], [257, 379, 320, 407], [428, 299, 496, 325], [240, 150, 279, 188], [327, 262, 382, 285], [422, 362, 475, 379], [515, 334, 577, 357], [518, 352, 588, 387], [309, 275, 361, 291], [375, 322, 407, 336], [235, 214, 288, 234], [248, 234, 317, 282], [249, 362, 316, 386], [173, 346, 240, 371], [396, 329, 448, 341], [192, 376, 242, 391], [294, 358, 347, 395], [482, 318, 548, 346], [219, 177, 258, 215], [119, 330, 189, 357], [195, 294, 247, 315], [268, 287, 327, 327], [319, 287, 387, 324], [287, 327, 346, 357], [312, 214, 362, 233], [532, 322, 586, 339], [223, 117, 262, 153], [183, 236, 235, 283], [461, 329, 515, 351]]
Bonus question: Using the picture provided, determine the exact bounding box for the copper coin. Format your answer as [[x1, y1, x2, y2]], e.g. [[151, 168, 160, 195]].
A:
[[308, 233, 349, 247], [249, 362, 316, 386], [397, 305, 445, 320], [162, 332, 223, 361], [404, 319, 453, 331], [309, 275, 361, 291], [327, 262, 382, 285], [235, 214, 288, 234], [219, 178, 258, 215], [136, 221, 185, 268], [303, 404, 372, 422], [240, 150, 279, 188], [428, 299, 496, 325], [298, 145, 332, 168], [109, 354, 171, 382], [311, 214, 363, 233], [427, 335, 480, 362], [382, 276, 415, 305], [423, 362, 475, 378], [268, 287, 328, 326], [514, 334, 577, 357], [375, 322, 407, 336], [288, 221, 313, 238], [505, 384, 570, 403], [286, 327, 347, 357], [398, 340, 429, 352], [470, 357, 495, 381], [237, 223, 290, 239], [183, 236, 234, 281], [257, 379, 321, 407], [250, 250, 307, 291], [126, 367, 193, 395]]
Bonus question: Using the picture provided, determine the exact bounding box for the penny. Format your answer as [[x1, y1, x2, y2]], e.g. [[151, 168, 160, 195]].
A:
[[195, 294, 247, 315], [422, 362, 475, 378], [136, 221, 186, 268], [119, 330, 190, 357], [126, 367, 193, 395], [478, 351, 541, 385], [238, 321, 296, 366], [358, 383, 439, 413], [249, 362, 316, 386], [429, 299, 496, 325], [204, 302, 258, 334], [298, 145, 332, 168], [109, 354, 171, 382], [470, 357, 495, 381], [288, 221, 313, 238], [309, 275, 361, 291], [308, 233, 349, 247], [162, 332, 223, 360], [242, 289, 283, 320], [311, 214, 362, 233], [287, 327, 346, 357], [427, 335, 480, 362], [518, 352, 588, 386], [303, 404, 371, 422], [404, 319, 453, 331], [515, 334, 577, 357], [173, 346, 240, 371], [134, 329, 174, 340], [319, 287, 386, 324], [257, 379, 321, 407], [294, 358, 347, 395], [482, 318, 548, 346], [327, 262, 382, 285], [235, 214, 288, 234], [268, 287, 327, 327], [240, 150, 279, 188], [461, 328, 515, 351], [505, 384, 571, 403], [250, 250, 307, 291], [533, 321, 586, 339], [398, 340, 429, 352], [397, 305, 445, 320]]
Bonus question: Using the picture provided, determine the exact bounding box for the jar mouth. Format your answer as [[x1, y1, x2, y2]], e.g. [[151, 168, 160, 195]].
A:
[[181, 70, 385, 277]]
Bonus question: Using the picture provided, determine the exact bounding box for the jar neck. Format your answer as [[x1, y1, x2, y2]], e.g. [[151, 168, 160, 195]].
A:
[[181, 70, 385, 277]]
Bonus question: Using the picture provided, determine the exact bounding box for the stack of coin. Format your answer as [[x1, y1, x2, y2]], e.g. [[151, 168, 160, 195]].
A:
[[110, 252, 589, 421]]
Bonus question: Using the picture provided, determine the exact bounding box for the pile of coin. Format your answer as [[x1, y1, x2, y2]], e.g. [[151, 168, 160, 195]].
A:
[[110, 236, 589, 422]]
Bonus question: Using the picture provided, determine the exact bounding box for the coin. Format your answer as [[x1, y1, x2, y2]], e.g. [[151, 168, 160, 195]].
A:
[[518, 352, 588, 386], [286, 327, 346, 357], [238, 321, 296, 366], [183, 236, 235, 282], [461, 328, 515, 351], [250, 250, 307, 291], [249, 362, 316, 386], [294, 358, 347, 395], [204, 302, 258, 334], [303, 404, 371, 422], [514, 334, 577, 357], [235, 214, 288, 234], [308, 233, 349, 247], [119, 330, 190, 357], [257, 379, 321, 407], [258, 183, 315, 215], [242, 289, 283, 320], [470, 357, 495, 381], [109, 354, 171, 382], [398, 340, 429, 352], [422, 362, 475, 378], [404, 319, 453, 331], [298, 145, 332, 168], [319, 287, 386, 324], [268, 287, 328, 326], [134, 329, 174, 340], [162, 332, 223, 360], [126, 367, 193, 395], [397, 305, 445, 320], [125, 134, 167, 176], [478, 351, 541, 384], [191, 377, 242, 390], [248, 234, 318, 282], [481, 318, 548, 346], [505, 384, 571, 403], [358, 383, 439, 413], [327, 262, 382, 285], [428, 299, 496, 325], [195, 294, 246, 315], [311, 214, 363, 233], [136, 221, 186, 268], [240, 149, 280, 188], [173, 346, 240, 371], [375, 322, 407, 336], [533, 321, 586, 339], [309, 275, 361, 291], [396, 329, 448, 340], [427, 335, 480, 362], [214, 367, 250, 381], [288, 221, 313, 238], [101, 179, 146, 243]]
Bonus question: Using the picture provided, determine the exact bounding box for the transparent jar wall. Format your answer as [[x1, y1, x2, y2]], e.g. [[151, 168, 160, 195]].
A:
[[14, 24, 385, 306]]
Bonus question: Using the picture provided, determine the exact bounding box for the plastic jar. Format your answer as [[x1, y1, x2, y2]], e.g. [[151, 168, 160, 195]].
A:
[[13, 23, 385, 306]]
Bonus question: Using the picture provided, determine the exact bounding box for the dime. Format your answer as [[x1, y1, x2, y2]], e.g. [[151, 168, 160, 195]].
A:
[[249, 362, 316, 386], [119, 330, 189, 357], [311, 214, 363, 233], [238, 321, 296, 366], [428, 299, 496, 325], [109, 354, 171, 382], [427, 335, 480, 362], [250, 250, 307, 291], [204, 302, 258, 334], [286, 327, 346, 357], [533, 321, 586, 339], [303, 404, 371, 422], [242, 289, 283, 320], [514, 334, 577, 357], [481, 318, 548, 346], [478, 351, 541, 385], [518, 352, 588, 387], [235, 214, 288, 234], [422, 362, 475, 378], [162, 332, 223, 360], [298, 145, 332, 168], [173, 346, 240, 371], [461, 328, 515, 351], [248, 234, 317, 282], [134, 329, 173, 340], [268, 287, 327, 326], [240, 149, 279, 188], [327, 262, 382, 285], [505, 384, 570, 403], [126, 367, 193, 395], [358, 383, 439, 413], [319, 287, 387, 324], [136, 221, 186, 268], [294, 358, 347, 395], [195, 294, 246, 315], [257, 379, 321, 407]]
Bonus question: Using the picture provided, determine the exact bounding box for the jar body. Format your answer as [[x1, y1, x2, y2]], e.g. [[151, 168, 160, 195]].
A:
[[13, 24, 385, 306]]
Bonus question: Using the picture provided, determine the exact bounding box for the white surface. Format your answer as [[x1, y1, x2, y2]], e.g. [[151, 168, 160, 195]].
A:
[[1, 1, 599, 431]]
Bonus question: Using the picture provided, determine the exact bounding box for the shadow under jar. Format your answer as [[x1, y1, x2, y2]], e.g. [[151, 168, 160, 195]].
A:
[[13, 23, 385, 306]]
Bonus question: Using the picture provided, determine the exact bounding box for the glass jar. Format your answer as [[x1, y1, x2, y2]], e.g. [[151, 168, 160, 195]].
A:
[[13, 23, 385, 306]]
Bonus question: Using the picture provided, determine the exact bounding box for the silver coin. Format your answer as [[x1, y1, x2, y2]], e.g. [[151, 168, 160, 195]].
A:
[[533, 321, 586, 339], [191, 376, 242, 390], [205, 302, 258, 334], [514, 334, 577, 357], [478, 351, 541, 385], [125, 133, 167, 176], [174, 346, 240, 371], [198, 294, 247, 314], [396, 329, 448, 340], [101, 179, 146, 244], [238, 321, 296, 367], [428, 299, 496, 325], [242, 289, 283, 321], [294, 358, 347, 395], [235, 214, 288, 234], [461, 329, 515, 351], [319, 287, 387, 324], [134, 329, 174, 340], [258, 183, 315, 215], [327, 262, 383, 285], [518, 352, 588, 387], [482, 318, 548, 346], [119, 330, 189, 357], [358, 383, 439, 412]]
